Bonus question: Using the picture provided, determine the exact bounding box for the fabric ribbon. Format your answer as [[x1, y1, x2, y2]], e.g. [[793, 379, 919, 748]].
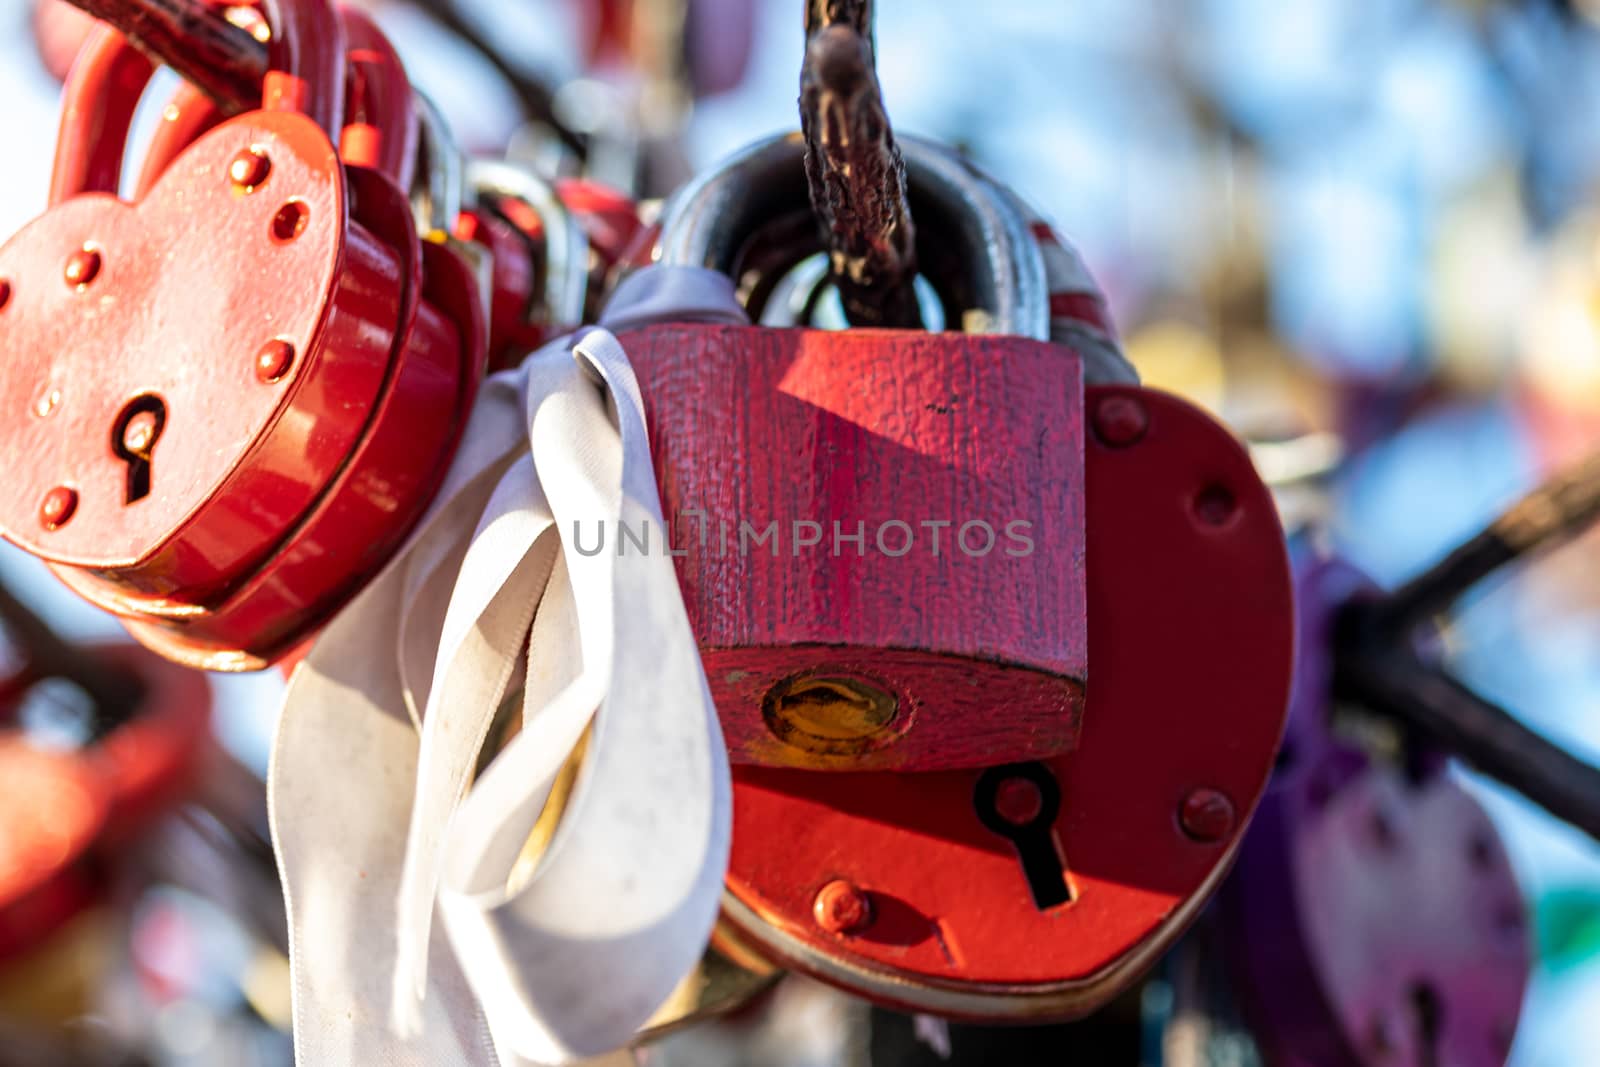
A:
[[268, 267, 746, 1065]]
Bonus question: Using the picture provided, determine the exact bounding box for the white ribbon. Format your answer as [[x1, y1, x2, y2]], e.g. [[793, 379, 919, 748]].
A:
[[268, 267, 747, 1065]]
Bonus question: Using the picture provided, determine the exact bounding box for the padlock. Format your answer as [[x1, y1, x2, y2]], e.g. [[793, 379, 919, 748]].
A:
[[454, 160, 593, 370], [633, 132, 1072, 772], [619, 133, 1293, 1018], [1219, 556, 1530, 1067], [0, 642, 209, 962], [452, 165, 647, 372], [0, 0, 484, 669]]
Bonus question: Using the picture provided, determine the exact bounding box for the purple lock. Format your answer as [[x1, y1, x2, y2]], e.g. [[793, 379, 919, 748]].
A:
[[1220, 557, 1531, 1067]]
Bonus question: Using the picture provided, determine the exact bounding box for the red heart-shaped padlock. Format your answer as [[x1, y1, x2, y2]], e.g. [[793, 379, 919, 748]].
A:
[[0, 7, 483, 669]]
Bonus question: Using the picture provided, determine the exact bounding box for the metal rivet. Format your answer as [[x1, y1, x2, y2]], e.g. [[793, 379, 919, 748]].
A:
[[255, 339, 295, 383], [1092, 394, 1147, 448], [40, 486, 77, 529], [813, 879, 872, 935], [993, 777, 1044, 827], [64, 247, 101, 288], [1179, 788, 1235, 843], [228, 148, 271, 192]]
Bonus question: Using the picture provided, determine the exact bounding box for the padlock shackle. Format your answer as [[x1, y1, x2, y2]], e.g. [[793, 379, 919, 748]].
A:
[[655, 133, 1049, 340], [411, 90, 463, 236], [49, 25, 157, 205], [50, 0, 345, 207], [258, 0, 345, 138], [134, 82, 224, 200], [338, 7, 417, 189], [467, 159, 590, 330], [136, 10, 413, 202]]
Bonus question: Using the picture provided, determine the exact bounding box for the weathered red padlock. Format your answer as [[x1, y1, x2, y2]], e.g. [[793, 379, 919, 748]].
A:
[[631, 133, 1074, 774], [0, 1, 484, 669], [622, 134, 1293, 1018]]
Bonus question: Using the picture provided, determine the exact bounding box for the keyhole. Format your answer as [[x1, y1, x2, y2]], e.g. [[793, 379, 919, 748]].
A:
[[110, 394, 166, 504], [974, 762, 1073, 910], [1410, 981, 1443, 1067]]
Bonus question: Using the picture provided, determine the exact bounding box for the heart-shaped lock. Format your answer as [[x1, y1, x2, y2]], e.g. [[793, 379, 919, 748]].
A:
[[0, 3, 483, 669], [1219, 556, 1531, 1067]]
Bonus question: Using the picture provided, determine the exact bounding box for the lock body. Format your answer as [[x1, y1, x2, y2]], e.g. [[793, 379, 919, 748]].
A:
[[621, 324, 1087, 772]]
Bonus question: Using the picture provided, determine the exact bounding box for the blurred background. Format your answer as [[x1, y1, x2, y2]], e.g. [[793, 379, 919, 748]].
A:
[[5, 0, 1600, 1063]]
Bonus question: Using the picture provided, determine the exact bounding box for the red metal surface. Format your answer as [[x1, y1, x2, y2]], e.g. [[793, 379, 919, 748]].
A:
[[135, 10, 413, 200], [49, 24, 156, 205], [121, 218, 482, 666], [4, 112, 388, 592], [338, 8, 417, 188], [557, 178, 643, 271], [257, 0, 344, 137], [709, 384, 1292, 1018], [0, 4, 478, 667], [456, 206, 543, 369], [66, 0, 267, 114], [465, 179, 641, 371], [582, 0, 632, 67], [621, 325, 1087, 773]]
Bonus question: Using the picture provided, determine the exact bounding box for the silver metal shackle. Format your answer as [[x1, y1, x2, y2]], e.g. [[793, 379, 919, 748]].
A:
[[655, 133, 1050, 340], [466, 159, 591, 332]]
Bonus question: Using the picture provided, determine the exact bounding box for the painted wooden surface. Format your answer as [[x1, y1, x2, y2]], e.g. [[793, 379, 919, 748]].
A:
[[620, 325, 1087, 772]]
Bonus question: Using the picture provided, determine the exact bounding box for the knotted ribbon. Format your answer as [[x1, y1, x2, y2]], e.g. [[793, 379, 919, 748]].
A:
[[269, 267, 746, 1065]]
